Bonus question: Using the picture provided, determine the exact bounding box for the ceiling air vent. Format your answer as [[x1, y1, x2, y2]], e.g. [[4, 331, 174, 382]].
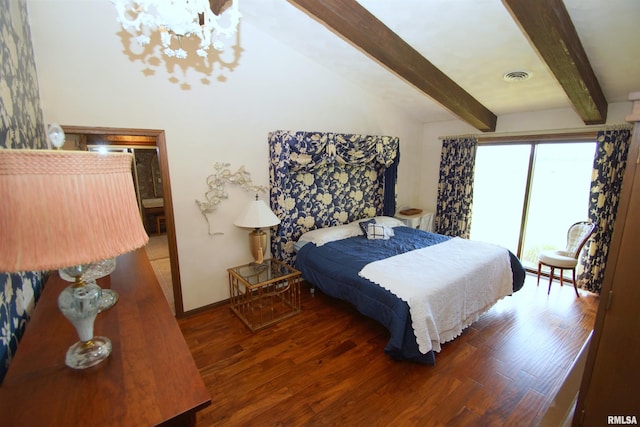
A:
[[503, 70, 532, 82]]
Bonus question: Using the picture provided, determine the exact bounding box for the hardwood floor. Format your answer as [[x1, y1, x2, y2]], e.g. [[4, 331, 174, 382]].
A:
[[178, 274, 598, 426], [145, 234, 174, 314]]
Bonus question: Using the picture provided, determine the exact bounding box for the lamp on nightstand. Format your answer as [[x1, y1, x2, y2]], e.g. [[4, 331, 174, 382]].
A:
[[234, 195, 280, 264], [0, 149, 148, 369]]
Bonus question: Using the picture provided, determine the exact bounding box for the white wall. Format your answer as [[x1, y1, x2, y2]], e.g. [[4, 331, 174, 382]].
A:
[[27, 0, 424, 310], [418, 102, 632, 213]]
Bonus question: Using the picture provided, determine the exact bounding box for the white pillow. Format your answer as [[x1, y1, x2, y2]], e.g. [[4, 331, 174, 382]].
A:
[[298, 223, 361, 246], [373, 216, 405, 227], [352, 216, 405, 229]]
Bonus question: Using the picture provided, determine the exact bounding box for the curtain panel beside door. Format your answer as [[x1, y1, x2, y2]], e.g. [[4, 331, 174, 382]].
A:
[[434, 136, 478, 238], [577, 127, 632, 293]]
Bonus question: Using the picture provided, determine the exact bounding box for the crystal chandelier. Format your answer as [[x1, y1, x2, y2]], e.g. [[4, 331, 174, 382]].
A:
[[112, 0, 241, 59]]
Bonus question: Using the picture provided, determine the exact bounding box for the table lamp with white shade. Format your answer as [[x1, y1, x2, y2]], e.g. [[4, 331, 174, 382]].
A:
[[234, 195, 280, 264]]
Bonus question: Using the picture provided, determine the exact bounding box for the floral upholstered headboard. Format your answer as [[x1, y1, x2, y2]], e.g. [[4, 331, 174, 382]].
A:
[[269, 130, 399, 265]]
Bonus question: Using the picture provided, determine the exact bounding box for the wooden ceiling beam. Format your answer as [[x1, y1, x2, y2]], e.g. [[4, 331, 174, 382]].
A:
[[288, 0, 497, 132], [502, 0, 607, 124]]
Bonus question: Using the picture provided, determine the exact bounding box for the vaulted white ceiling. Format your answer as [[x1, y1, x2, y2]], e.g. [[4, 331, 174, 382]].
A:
[[243, 0, 640, 128]]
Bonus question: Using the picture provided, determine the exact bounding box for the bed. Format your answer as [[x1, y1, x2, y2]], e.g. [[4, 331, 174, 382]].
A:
[[267, 129, 525, 364], [293, 217, 525, 364]]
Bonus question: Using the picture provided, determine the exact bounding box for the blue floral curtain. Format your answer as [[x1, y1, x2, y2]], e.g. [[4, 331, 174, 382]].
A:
[[434, 136, 478, 238], [577, 127, 632, 294], [383, 148, 400, 217], [269, 130, 399, 265]]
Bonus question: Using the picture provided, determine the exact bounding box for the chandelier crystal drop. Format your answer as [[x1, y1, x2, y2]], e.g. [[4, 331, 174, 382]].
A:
[[112, 0, 241, 59]]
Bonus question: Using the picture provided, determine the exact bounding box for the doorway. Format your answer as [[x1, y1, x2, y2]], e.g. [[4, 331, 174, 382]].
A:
[[61, 126, 184, 317]]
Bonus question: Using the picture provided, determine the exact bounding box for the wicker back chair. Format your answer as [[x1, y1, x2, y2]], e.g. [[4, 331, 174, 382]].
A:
[[537, 221, 596, 297]]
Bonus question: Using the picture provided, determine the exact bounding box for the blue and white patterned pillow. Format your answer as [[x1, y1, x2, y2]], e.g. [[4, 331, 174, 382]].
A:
[[359, 219, 376, 236], [367, 223, 394, 240]]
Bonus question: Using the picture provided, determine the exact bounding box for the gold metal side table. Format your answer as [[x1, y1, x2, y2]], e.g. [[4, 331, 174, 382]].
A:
[[228, 258, 301, 332]]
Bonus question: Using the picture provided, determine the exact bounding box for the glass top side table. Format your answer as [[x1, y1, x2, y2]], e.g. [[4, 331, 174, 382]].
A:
[[227, 258, 301, 331]]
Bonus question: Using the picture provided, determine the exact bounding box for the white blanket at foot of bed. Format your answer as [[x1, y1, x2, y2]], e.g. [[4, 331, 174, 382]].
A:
[[358, 237, 513, 353]]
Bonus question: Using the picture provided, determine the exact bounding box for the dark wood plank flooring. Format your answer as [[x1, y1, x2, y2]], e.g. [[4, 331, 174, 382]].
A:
[[178, 274, 598, 426]]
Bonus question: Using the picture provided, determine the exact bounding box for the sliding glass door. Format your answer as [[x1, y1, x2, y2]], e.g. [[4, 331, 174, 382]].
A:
[[470, 141, 596, 272], [470, 145, 529, 254]]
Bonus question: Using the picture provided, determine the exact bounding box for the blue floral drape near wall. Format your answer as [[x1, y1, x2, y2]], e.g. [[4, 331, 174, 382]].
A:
[[0, 0, 48, 383], [269, 130, 399, 265], [434, 136, 478, 238], [577, 127, 632, 294]]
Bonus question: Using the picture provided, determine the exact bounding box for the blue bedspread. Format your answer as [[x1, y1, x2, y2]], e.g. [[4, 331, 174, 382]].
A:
[[295, 226, 525, 364]]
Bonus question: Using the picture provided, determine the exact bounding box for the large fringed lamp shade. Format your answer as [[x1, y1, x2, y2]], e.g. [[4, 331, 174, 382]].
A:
[[234, 195, 280, 264], [0, 149, 149, 368], [0, 150, 148, 270]]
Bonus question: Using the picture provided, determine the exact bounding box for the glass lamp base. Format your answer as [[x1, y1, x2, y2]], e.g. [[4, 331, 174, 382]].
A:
[[60, 259, 118, 312], [99, 289, 119, 312], [59, 258, 116, 282], [65, 336, 112, 369]]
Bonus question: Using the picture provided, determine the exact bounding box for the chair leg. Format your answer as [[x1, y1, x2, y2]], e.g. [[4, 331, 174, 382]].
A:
[[548, 267, 554, 294], [156, 215, 166, 235], [559, 269, 564, 287], [572, 268, 580, 298], [537, 262, 542, 286]]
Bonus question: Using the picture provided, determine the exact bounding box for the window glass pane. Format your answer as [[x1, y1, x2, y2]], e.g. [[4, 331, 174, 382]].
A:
[[520, 142, 595, 270], [470, 145, 530, 253]]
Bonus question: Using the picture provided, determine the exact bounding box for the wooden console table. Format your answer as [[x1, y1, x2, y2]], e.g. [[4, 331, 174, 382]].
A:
[[0, 249, 210, 426]]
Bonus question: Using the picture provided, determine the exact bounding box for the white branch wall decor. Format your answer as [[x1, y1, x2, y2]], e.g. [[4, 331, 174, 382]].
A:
[[196, 162, 267, 235]]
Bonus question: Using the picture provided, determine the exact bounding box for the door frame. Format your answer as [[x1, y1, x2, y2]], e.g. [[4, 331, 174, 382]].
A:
[[61, 125, 185, 317]]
